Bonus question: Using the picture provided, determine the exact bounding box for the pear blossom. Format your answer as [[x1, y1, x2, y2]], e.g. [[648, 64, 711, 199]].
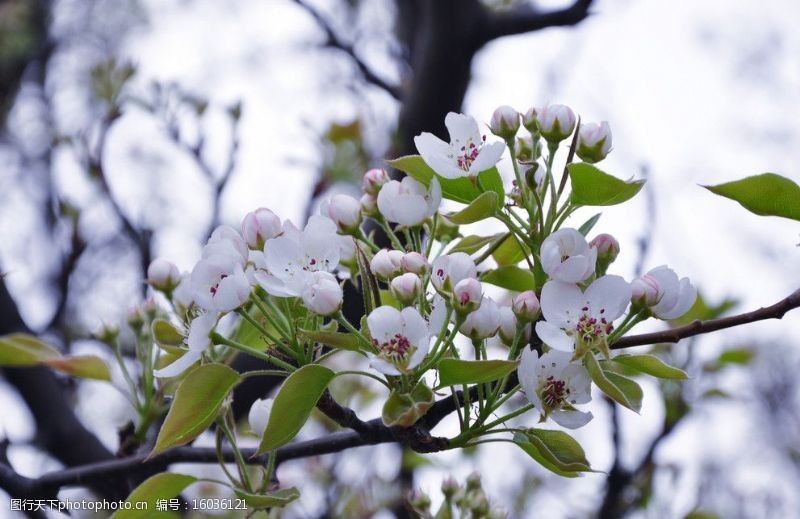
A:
[[147, 258, 180, 291], [320, 194, 362, 234], [522, 107, 538, 133], [431, 252, 477, 293], [452, 278, 482, 315], [248, 397, 274, 437], [518, 348, 593, 428], [499, 306, 530, 345], [414, 112, 506, 179], [154, 312, 218, 378], [536, 104, 576, 143], [362, 168, 390, 195], [400, 252, 429, 275], [632, 265, 697, 320], [371, 249, 404, 280], [255, 215, 340, 297], [190, 257, 251, 313], [241, 208, 282, 250], [172, 272, 194, 309], [367, 306, 430, 375], [460, 297, 501, 340], [390, 273, 422, 306], [540, 228, 597, 283], [535, 276, 632, 355], [301, 271, 343, 316], [512, 290, 541, 322], [590, 233, 620, 263], [377, 176, 441, 227], [489, 105, 520, 140], [576, 121, 612, 163], [203, 225, 248, 266]]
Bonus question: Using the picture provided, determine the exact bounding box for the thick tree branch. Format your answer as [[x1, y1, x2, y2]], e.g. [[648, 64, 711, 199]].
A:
[[480, 0, 594, 45], [291, 0, 402, 100], [612, 288, 800, 349]]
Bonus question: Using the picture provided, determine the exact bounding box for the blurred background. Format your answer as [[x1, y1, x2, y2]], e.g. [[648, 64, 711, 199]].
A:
[[1, 0, 799, 517]]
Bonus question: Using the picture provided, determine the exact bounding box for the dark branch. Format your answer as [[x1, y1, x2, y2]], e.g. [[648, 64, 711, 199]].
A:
[[613, 288, 800, 349], [291, 0, 402, 100], [480, 0, 594, 45]]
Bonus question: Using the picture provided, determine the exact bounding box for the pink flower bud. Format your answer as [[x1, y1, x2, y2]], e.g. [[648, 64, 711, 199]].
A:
[[489, 105, 520, 140], [241, 208, 281, 250], [321, 194, 362, 235], [453, 278, 483, 315], [460, 297, 501, 340], [631, 275, 661, 306], [400, 252, 429, 275], [390, 273, 422, 306], [361, 168, 390, 195], [536, 104, 576, 143], [522, 107, 538, 133], [590, 233, 620, 265], [301, 271, 343, 316], [147, 258, 180, 292], [431, 253, 477, 294], [577, 121, 612, 163], [512, 290, 540, 322], [370, 249, 403, 280]]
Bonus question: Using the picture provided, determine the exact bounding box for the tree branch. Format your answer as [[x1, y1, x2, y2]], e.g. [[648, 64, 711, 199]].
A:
[[612, 288, 800, 349], [480, 0, 595, 45], [290, 0, 402, 100]]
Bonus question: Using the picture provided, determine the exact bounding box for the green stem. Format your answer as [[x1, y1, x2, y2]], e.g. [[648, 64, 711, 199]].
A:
[[335, 313, 374, 351], [356, 229, 380, 252], [211, 332, 296, 372], [334, 369, 392, 389]]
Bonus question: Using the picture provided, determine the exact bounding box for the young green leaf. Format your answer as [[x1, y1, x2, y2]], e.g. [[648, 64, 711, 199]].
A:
[[386, 155, 504, 204], [584, 352, 642, 413], [526, 428, 593, 472], [111, 473, 197, 519], [437, 359, 518, 387], [448, 233, 504, 255], [0, 333, 60, 366], [481, 266, 536, 291], [703, 173, 800, 222], [257, 364, 336, 454], [445, 191, 498, 224], [513, 432, 583, 477], [355, 243, 380, 314], [611, 354, 688, 380], [152, 319, 184, 347], [299, 329, 363, 353], [577, 213, 602, 236], [151, 364, 241, 456], [568, 163, 644, 206], [234, 487, 301, 509], [382, 383, 435, 427], [492, 234, 528, 266], [42, 355, 112, 381]]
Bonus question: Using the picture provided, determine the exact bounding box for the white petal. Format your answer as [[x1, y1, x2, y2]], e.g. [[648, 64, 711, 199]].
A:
[[540, 281, 583, 326], [187, 312, 218, 351], [401, 307, 430, 346], [657, 278, 697, 320], [554, 256, 594, 283], [414, 132, 450, 160], [468, 141, 505, 175], [551, 409, 593, 429], [369, 355, 402, 376], [407, 345, 428, 370], [535, 321, 575, 352], [154, 349, 203, 378], [367, 306, 403, 343], [585, 275, 631, 321], [649, 266, 680, 315], [445, 112, 481, 143], [254, 271, 297, 297], [518, 347, 541, 402], [426, 177, 442, 215]]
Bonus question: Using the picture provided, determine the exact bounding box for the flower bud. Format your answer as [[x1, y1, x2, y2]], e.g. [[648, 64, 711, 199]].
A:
[[390, 273, 422, 306], [512, 290, 540, 322], [301, 272, 343, 316], [94, 322, 119, 345], [536, 104, 576, 143], [370, 249, 404, 280], [522, 107, 538, 133], [321, 194, 362, 235], [466, 472, 482, 491], [241, 208, 282, 250], [441, 477, 459, 498], [498, 306, 532, 346], [361, 168, 390, 195], [431, 253, 477, 294], [452, 278, 482, 315], [248, 397, 273, 437], [460, 297, 501, 340], [631, 275, 661, 306], [576, 121, 612, 163], [126, 306, 144, 333], [590, 233, 620, 274], [489, 105, 520, 140], [400, 252, 429, 275], [407, 490, 431, 513], [515, 134, 542, 163], [359, 193, 378, 217], [147, 258, 180, 293]]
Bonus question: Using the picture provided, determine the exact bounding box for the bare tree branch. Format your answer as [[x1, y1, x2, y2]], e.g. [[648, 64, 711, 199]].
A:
[[290, 0, 402, 100], [613, 288, 800, 349], [480, 0, 594, 45]]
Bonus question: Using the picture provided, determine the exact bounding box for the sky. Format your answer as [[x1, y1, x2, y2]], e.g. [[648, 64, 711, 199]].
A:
[[1, 0, 799, 516]]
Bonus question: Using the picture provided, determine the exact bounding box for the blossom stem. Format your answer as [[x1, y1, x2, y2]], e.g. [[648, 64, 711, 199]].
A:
[[375, 216, 406, 251], [252, 296, 293, 340], [544, 142, 560, 234], [210, 332, 296, 372], [236, 308, 301, 363], [479, 402, 535, 432], [506, 137, 538, 225], [425, 214, 439, 257], [355, 229, 380, 252], [219, 413, 253, 492], [335, 312, 374, 351], [334, 370, 392, 389]]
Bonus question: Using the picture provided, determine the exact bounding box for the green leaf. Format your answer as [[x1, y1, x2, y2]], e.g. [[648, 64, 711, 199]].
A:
[[112, 473, 197, 519], [151, 364, 241, 456], [717, 348, 755, 365], [234, 305, 273, 349], [481, 266, 536, 291], [584, 353, 642, 412], [42, 355, 112, 381], [382, 383, 435, 427], [448, 234, 504, 255], [577, 213, 601, 236], [152, 319, 184, 347], [355, 243, 381, 314], [492, 234, 528, 266], [387, 155, 505, 204], [445, 191, 498, 224], [234, 487, 301, 509], [257, 364, 336, 453], [437, 359, 518, 387], [568, 163, 645, 206], [611, 354, 688, 380], [526, 428, 593, 471], [299, 329, 363, 353], [0, 333, 60, 366], [513, 432, 586, 477], [703, 173, 800, 222]]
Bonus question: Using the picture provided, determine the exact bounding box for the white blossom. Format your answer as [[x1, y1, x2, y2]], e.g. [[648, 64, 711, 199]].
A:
[[190, 257, 251, 313], [633, 265, 697, 320], [154, 312, 218, 378], [320, 194, 362, 234], [431, 253, 477, 293], [460, 297, 501, 340], [301, 271, 343, 316], [241, 208, 282, 250], [377, 176, 441, 227], [248, 398, 274, 437], [367, 306, 430, 375], [147, 258, 180, 291], [541, 228, 597, 283], [371, 249, 404, 280]]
